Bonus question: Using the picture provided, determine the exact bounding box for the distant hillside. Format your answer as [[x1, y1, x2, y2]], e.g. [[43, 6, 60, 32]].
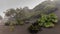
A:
[[33, 0, 57, 14]]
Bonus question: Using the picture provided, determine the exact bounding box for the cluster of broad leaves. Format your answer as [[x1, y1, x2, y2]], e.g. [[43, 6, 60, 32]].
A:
[[28, 13, 58, 34], [38, 13, 58, 28], [28, 23, 41, 34]]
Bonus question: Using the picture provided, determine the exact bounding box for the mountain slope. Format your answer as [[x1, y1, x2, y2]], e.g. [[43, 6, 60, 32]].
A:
[[33, 0, 57, 14]]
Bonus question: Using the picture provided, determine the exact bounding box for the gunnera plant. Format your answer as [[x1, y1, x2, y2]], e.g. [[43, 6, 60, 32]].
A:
[[38, 13, 58, 28]]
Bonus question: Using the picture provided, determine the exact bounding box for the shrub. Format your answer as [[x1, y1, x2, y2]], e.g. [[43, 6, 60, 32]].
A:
[[9, 25, 15, 32], [38, 13, 58, 28], [5, 22, 10, 26], [28, 23, 42, 34]]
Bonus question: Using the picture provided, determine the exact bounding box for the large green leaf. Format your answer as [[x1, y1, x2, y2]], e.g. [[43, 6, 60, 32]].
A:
[[43, 22, 54, 28]]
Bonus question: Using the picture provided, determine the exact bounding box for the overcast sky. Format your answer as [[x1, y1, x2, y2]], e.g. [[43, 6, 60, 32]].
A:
[[0, 0, 46, 18]]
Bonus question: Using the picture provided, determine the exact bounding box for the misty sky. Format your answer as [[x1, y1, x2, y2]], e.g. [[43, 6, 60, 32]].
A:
[[0, 0, 46, 18]]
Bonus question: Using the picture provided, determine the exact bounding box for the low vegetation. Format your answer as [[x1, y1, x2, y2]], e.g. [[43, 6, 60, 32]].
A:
[[38, 13, 58, 28], [28, 13, 58, 34], [28, 23, 42, 34]]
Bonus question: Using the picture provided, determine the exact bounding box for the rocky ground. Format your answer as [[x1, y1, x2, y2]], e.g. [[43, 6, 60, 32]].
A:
[[0, 20, 60, 34]]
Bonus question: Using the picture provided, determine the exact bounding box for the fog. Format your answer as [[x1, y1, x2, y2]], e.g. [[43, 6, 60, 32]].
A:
[[0, 0, 45, 18]]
